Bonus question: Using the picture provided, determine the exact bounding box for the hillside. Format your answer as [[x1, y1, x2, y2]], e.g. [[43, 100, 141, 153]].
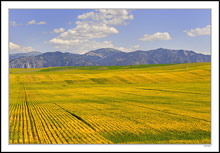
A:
[[9, 51, 42, 61], [9, 48, 211, 68], [9, 62, 211, 144]]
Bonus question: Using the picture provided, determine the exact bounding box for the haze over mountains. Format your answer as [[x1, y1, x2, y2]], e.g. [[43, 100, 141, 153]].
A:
[[9, 51, 42, 60], [9, 48, 211, 68]]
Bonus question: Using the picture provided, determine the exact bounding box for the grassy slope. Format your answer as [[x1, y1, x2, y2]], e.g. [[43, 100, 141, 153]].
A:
[[9, 62, 211, 144]]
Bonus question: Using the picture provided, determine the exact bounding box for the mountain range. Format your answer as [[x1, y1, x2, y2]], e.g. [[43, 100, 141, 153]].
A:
[[9, 51, 42, 60], [9, 48, 211, 68]]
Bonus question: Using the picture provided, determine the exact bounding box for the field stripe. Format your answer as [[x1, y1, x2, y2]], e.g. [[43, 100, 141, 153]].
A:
[[54, 103, 96, 131], [126, 102, 210, 123], [137, 88, 210, 95], [31, 102, 56, 144], [23, 84, 41, 144]]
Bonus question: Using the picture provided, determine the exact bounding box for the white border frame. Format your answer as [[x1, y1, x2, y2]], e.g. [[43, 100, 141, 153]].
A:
[[1, 1, 219, 152]]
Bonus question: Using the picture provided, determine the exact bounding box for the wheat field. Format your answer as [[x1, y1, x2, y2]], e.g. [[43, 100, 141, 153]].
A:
[[9, 62, 211, 144]]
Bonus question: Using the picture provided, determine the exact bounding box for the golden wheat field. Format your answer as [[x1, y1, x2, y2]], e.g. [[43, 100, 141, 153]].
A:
[[9, 62, 211, 144]]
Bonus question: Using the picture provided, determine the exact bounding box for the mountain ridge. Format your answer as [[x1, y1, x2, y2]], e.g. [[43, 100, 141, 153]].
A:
[[9, 51, 42, 61], [9, 48, 211, 68]]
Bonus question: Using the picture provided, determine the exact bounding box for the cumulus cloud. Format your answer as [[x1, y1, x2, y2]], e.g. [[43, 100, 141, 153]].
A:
[[132, 44, 140, 50], [184, 25, 211, 37], [10, 21, 22, 26], [27, 20, 47, 25], [139, 32, 171, 41], [9, 42, 20, 50], [60, 22, 119, 40], [27, 20, 36, 25], [38, 21, 47, 25], [48, 9, 134, 53], [78, 9, 134, 26], [48, 38, 136, 53], [9, 42, 34, 53], [51, 28, 65, 34], [116, 46, 134, 52], [48, 39, 114, 53], [202, 51, 211, 55], [59, 9, 133, 40]]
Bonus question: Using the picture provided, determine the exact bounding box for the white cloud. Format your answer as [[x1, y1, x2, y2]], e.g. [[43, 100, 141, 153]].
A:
[[60, 21, 119, 40], [38, 21, 47, 25], [51, 28, 65, 34], [78, 9, 133, 26], [10, 20, 46, 26], [27, 20, 47, 25], [48, 38, 136, 54], [48, 9, 134, 53], [78, 11, 95, 20], [48, 39, 114, 53], [27, 20, 36, 25], [116, 47, 132, 52], [9, 42, 20, 50], [62, 9, 133, 40], [193, 50, 210, 55], [49, 38, 79, 45], [202, 51, 211, 55], [139, 32, 171, 41], [10, 21, 22, 26], [9, 42, 34, 53], [132, 44, 140, 50], [184, 25, 211, 37]]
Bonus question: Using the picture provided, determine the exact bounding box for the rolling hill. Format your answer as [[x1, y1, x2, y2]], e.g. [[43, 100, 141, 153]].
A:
[[9, 62, 211, 144]]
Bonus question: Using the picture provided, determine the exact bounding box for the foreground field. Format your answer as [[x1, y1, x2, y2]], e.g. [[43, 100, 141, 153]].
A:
[[9, 62, 211, 144]]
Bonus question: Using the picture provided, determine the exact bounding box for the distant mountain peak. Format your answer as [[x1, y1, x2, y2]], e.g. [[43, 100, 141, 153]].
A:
[[9, 48, 211, 68], [85, 48, 123, 58], [10, 51, 41, 55], [9, 51, 42, 60], [88, 48, 122, 53]]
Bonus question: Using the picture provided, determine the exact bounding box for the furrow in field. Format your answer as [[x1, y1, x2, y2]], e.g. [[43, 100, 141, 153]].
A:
[[24, 94, 53, 143], [24, 97, 31, 144], [54, 103, 96, 131], [136, 88, 210, 95], [41, 103, 77, 144], [30, 101, 56, 144], [51, 102, 113, 143], [57, 113, 97, 143], [101, 88, 210, 122], [9, 104, 16, 144], [52, 103, 112, 144], [36, 104, 64, 144], [75, 94, 209, 133], [125, 102, 210, 123], [24, 83, 58, 143], [9, 85, 22, 144], [21, 100, 25, 144], [41, 102, 101, 143], [23, 84, 41, 144], [17, 103, 22, 143], [43, 106, 84, 144], [30, 96, 86, 143], [9, 63, 211, 144], [10, 104, 20, 144], [58, 103, 152, 137], [48, 107, 94, 143]]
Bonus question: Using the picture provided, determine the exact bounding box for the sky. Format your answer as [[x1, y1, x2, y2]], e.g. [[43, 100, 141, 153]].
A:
[[9, 9, 211, 54]]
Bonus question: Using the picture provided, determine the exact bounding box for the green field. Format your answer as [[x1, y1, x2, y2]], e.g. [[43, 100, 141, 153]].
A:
[[9, 62, 211, 144]]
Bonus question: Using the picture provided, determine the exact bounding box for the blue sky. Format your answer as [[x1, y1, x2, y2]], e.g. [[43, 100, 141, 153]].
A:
[[9, 9, 211, 54]]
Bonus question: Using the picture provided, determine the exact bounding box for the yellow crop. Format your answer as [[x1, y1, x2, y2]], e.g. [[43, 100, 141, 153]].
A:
[[9, 63, 211, 144]]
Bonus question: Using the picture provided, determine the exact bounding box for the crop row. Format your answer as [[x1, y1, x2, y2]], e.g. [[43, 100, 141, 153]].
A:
[[9, 83, 112, 144]]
